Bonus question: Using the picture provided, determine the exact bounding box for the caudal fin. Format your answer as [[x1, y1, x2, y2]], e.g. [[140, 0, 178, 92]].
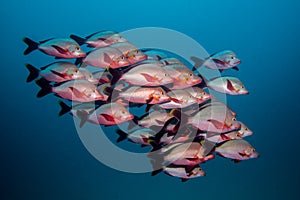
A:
[[70, 34, 86, 46], [191, 56, 205, 71], [76, 110, 88, 128], [35, 78, 52, 98], [23, 37, 39, 55], [25, 64, 40, 82], [115, 129, 128, 143], [58, 100, 71, 117]]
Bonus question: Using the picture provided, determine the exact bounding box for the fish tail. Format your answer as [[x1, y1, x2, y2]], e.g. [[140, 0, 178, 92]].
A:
[[35, 78, 52, 98], [74, 57, 84, 66], [115, 129, 128, 143], [70, 34, 86, 46], [108, 67, 122, 86], [76, 110, 88, 128], [23, 37, 39, 55], [58, 100, 71, 117], [25, 63, 40, 82], [190, 56, 206, 71]]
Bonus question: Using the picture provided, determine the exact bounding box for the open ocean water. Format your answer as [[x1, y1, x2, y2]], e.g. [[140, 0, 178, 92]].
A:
[[1, 0, 300, 199]]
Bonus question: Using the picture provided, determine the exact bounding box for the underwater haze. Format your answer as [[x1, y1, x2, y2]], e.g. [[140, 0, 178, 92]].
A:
[[1, 0, 300, 199]]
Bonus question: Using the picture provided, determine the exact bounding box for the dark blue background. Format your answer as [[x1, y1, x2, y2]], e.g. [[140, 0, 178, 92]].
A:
[[1, 0, 299, 199]]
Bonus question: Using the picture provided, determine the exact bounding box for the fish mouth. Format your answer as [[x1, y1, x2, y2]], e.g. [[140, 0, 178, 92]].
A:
[[234, 60, 241, 65]]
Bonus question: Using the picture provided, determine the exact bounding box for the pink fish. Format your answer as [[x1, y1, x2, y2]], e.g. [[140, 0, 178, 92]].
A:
[[215, 139, 259, 162], [78, 102, 134, 127], [36, 79, 104, 102], [159, 90, 197, 109], [207, 76, 249, 95], [25, 62, 85, 83], [138, 110, 174, 128], [23, 37, 86, 58], [110, 42, 147, 64]]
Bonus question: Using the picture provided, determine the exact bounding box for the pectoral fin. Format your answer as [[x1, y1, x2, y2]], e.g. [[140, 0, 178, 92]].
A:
[[207, 119, 224, 129], [140, 73, 157, 82], [52, 45, 68, 54], [50, 70, 66, 78], [69, 87, 83, 98], [100, 114, 115, 122], [226, 80, 235, 91]]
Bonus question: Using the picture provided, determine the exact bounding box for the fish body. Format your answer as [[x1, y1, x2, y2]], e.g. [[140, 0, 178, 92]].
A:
[[82, 47, 130, 69], [110, 42, 147, 64], [26, 62, 85, 83], [23, 37, 86, 58], [117, 128, 157, 146], [215, 139, 259, 161], [92, 70, 111, 84], [143, 49, 169, 60], [207, 76, 249, 95], [160, 58, 183, 66], [70, 30, 128, 48], [163, 64, 202, 89], [78, 68, 98, 84]]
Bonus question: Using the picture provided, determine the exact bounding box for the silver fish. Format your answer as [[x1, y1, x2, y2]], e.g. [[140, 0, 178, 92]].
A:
[[215, 139, 259, 162], [159, 90, 197, 109], [207, 76, 249, 95]]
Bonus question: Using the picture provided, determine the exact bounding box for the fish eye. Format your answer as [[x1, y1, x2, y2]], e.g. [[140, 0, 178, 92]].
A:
[[201, 91, 206, 95], [231, 56, 236, 59], [189, 73, 193, 77], [121, 110, 126, 114], [164, 73, 167, 76], [232, 117, 236, 121], [75, 46, 80, 51], [245, 127, 248, 130], [136, 50, 139, 54]]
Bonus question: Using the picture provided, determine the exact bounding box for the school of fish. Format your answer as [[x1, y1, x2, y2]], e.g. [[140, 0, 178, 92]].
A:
[[23, 30, 258, 182]]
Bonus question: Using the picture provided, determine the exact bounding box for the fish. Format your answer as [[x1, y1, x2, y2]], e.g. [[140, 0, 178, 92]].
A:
[[185, 87, 212, 104], [163, 165, 206, 181], [109, 86, 170, 105], [25, 62, 85, 83], [150, 142, 215, 166], [115, 128, 157, 146], [36, 79, 104, 102], [70, 30, 128, 48], [206, 76, 249, 95], [109, 62, 173, 86], [110, 42, 147, 64], [237, 122, 253, 137], [163, 64, 202, 90], [171, 102, 241, 133], [77, 102, 134, 127], [215, 139, 259, 162], [159, 90, 198, 109], [78, 46, 130, 69], [191, 50, 241, 72], [23, 37, 86, 58]]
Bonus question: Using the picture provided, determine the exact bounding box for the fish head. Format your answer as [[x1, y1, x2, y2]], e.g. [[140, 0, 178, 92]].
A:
[[179, 70, 202, 86], [237, 122, 253, 137], [114, 107, 134, 122], [106, 34, 128, 44], [111, 55, 130, 68], [224, 53, 241, 67], [68, 45, 86, 58], [156, 71, 174, 85], [79, 68, 98, 84], [152, 88, 170, 102], [193, 90, 212, 104], [66, 68, 85, 80], [244, 147, 259, 159], [127, 49, 148, 64], [85, 88, 104, 101]]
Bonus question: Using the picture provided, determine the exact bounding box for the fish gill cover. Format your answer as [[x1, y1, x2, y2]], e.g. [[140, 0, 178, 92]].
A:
[[23, 27, 258, 182]]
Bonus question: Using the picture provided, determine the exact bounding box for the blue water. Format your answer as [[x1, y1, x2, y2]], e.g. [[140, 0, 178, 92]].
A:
[[1, 0, 300, 199]]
